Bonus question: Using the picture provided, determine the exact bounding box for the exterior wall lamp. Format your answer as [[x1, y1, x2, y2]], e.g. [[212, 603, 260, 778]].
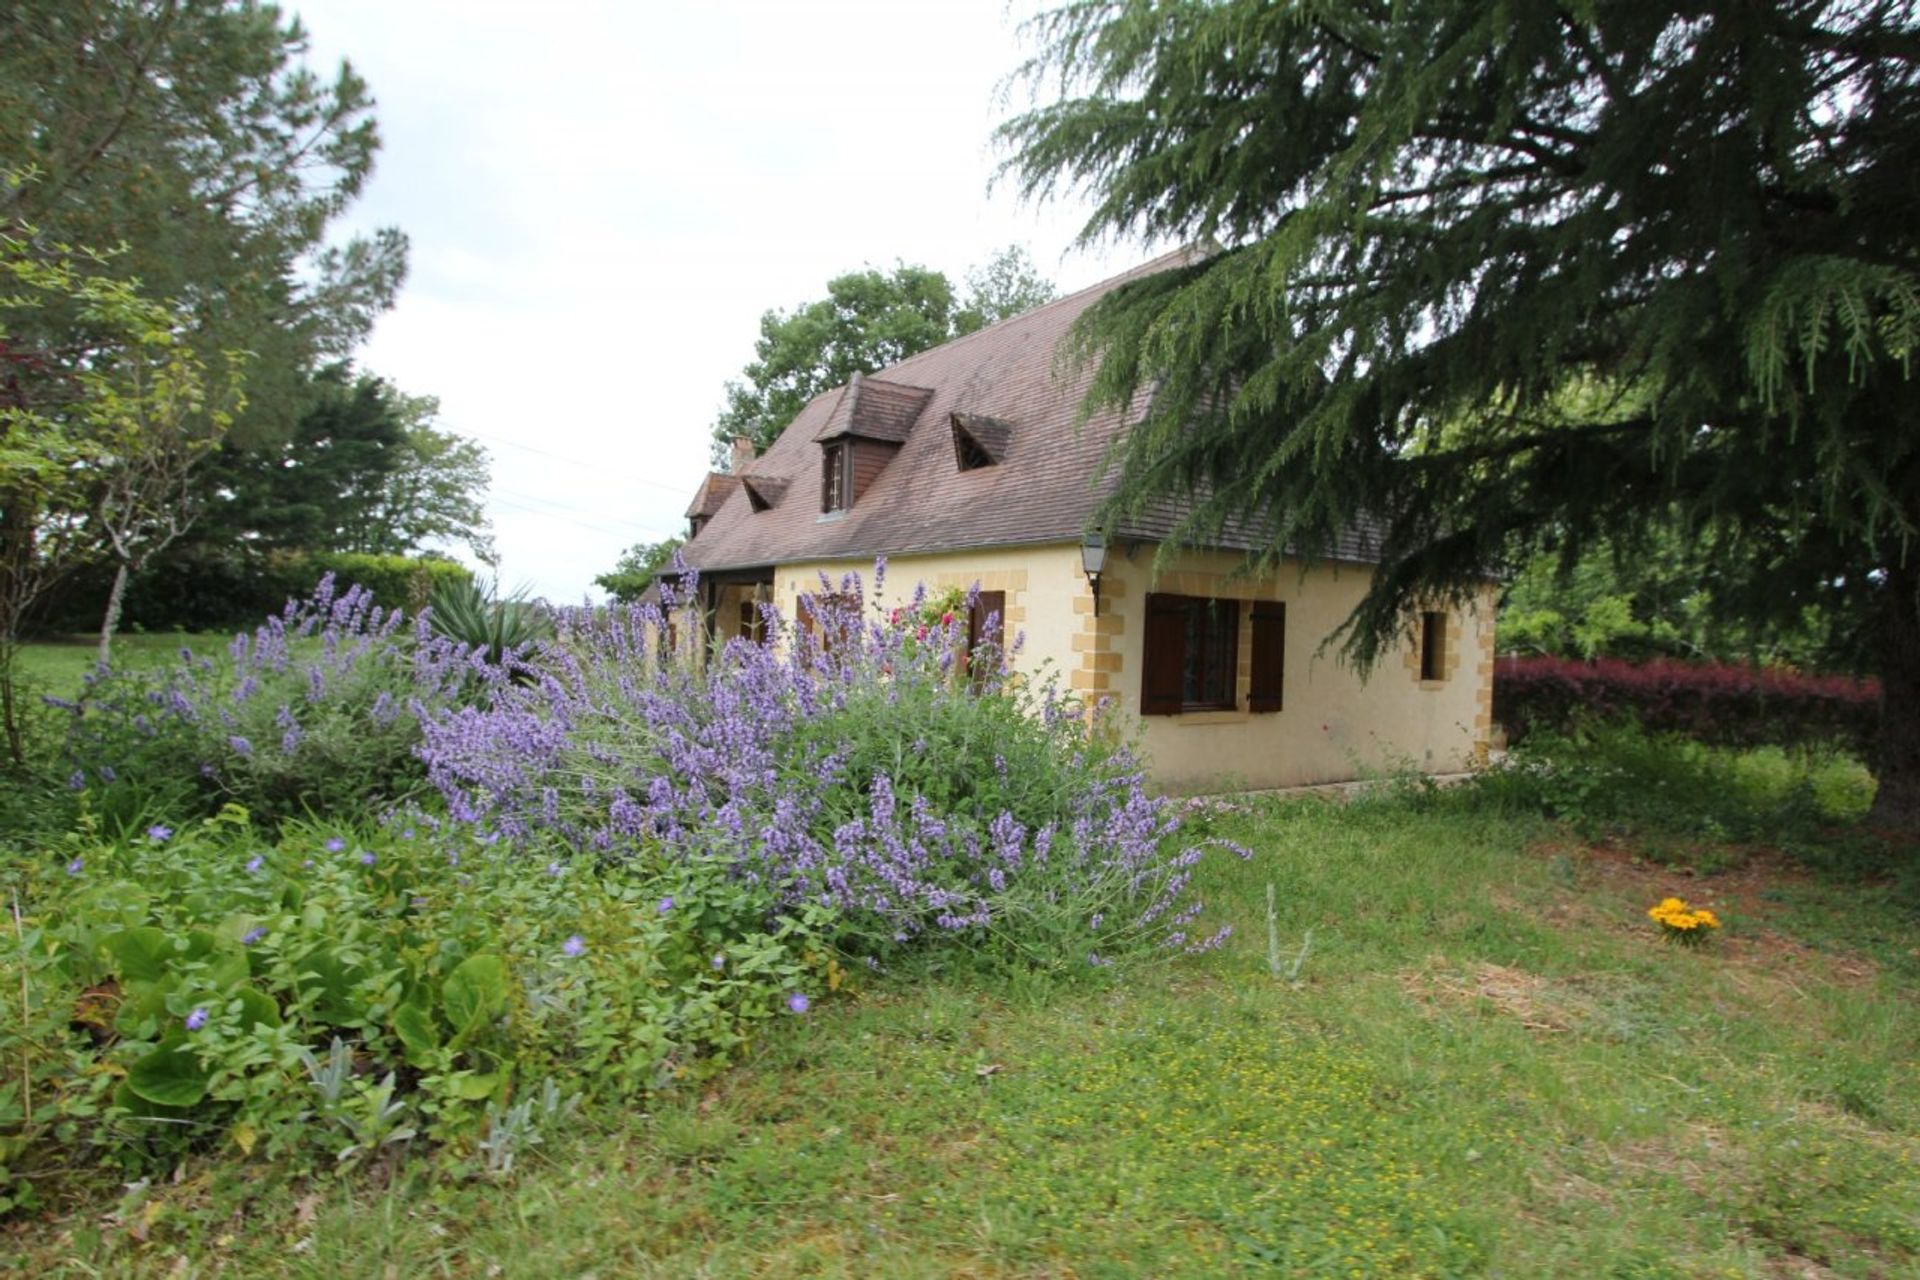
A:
[[1080, 532, 1108, 617]]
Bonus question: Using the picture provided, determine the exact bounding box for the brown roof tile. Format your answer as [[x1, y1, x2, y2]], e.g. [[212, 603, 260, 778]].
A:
[[685, 472, 741, 520], [677, 248, 1384, 572]]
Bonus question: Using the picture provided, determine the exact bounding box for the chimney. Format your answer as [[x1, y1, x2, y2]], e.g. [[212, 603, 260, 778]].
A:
[[730, 435, 757, 472]]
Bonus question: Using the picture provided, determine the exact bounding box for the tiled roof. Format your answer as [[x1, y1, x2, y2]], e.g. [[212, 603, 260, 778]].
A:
[[812, 372, 935, 444], [678, 249, 1383, 573], [684, 472, 741, 519]]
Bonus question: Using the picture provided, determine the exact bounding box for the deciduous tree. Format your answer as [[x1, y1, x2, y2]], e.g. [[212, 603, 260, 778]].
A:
[[711, 248, 1057, 462]]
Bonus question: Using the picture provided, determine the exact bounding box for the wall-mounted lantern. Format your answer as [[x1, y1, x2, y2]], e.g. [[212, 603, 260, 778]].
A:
[[1080, 532, 1108, 618]]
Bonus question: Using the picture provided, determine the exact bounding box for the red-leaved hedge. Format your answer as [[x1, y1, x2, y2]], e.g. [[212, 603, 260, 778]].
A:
[[1494, 656, 1881, 753]]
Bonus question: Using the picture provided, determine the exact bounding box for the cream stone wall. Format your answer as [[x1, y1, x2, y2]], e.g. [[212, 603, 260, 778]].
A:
[[767, 544, 1086, 685], [1096, 549, 1495, 792], [755, 542, 1494, 795]]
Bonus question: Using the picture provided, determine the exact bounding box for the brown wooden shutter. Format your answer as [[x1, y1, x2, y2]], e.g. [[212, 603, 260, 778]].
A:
[[1248, 600, 1286, 713], [1141, 592, 1188, 715], [965, 590, 1006, 686]]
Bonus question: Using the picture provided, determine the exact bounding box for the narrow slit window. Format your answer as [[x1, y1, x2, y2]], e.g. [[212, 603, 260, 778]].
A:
[[1420, 611, 1447, 681]]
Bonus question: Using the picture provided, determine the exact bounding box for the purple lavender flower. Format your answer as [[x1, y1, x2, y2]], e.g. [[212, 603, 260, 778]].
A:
[[99, 765, 116, 783], [245, 855, 265, 874], [657, 895, 674, 914], [228, 735, 253, 756], [711, 952, 726, 970], [325, 837, 346, 853], [785, 992, 810, 1015], [359, 851, 376, 867], [147, 824, 172, 842], [65, 856, 84, 877], [547, 861, 564, 877], [562, 934, 586, 958], [67, 770, 85, 791], [185, 1007, 209, 1031], [242, 927, 267, 945]]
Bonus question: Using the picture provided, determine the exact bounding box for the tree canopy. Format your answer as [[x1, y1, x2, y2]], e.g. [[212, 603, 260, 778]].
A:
[[1000, 0, 1920, 827], [711, 247, 1057, 462], [198, 366, 494, 564], [0, 0, 408, 446], [594, 537, 684, 604]]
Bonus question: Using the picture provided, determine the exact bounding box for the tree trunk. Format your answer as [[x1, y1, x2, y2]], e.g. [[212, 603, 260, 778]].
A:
[[98, 559, 131, 665], [1867, 561, 1920, 834]]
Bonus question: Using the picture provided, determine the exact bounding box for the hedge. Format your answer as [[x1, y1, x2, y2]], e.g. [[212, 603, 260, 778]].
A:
[[35, 550, 472, 635], [1494, 655, 1881, 754]]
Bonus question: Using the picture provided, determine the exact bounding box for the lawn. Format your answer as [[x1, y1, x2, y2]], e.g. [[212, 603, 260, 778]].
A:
[[13, 786, 1917, 1278], [14, 633, 230, 695]]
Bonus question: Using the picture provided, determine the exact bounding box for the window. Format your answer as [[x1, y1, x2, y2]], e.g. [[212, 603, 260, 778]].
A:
[[1142, 593, 1239, 714], [963, 590, 1005, 687], [738, 598, 766, 643], [821, 442, 851, 513], [798, 591, 858, 653], [955, 431, 993, 471], [689, 514, 709, 538], [1419, 611, 1447, 681]]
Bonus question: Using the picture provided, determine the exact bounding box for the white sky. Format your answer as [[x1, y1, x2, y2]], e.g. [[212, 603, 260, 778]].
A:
[[294, 0, 1131, 602]]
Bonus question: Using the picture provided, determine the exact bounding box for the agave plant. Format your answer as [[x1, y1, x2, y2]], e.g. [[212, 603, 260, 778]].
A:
[[426, 576, 551, 669]]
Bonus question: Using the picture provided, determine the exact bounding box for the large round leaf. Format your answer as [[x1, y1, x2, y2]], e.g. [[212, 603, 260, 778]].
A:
[[102, 927, 172, 983], [126, 1034, 210, 1108], [441, 954, 508, 1034]]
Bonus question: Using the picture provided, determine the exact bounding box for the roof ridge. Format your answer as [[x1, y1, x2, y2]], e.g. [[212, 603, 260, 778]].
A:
[[877, 244, 1203, 377]]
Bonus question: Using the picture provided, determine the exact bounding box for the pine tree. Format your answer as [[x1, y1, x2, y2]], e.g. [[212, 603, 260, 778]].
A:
[[1001, 0, 1920, 829]]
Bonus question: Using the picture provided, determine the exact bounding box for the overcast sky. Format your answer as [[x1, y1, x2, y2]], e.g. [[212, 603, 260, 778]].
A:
[[293, 0, 1131, 602]]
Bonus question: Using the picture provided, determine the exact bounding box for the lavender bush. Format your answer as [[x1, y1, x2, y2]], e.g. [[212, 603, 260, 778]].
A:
[[419, 564, 1245, 971], [60, 575, 496, 824]]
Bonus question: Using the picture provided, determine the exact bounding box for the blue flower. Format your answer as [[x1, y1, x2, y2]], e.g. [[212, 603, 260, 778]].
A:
[[245, 855, 264, 874], [325, 837, 346, 853], [711, 952, 726, 971], [359, 851, 376, 867], [185, 1007, 209, 1031], [785, 992, 810, 1015], [657, 895, 674, 914], [65, 856, 84, 877], [242, 927, 267, 946], [67, 770, 85, 791], [562, 934, 586, 958], [147, 824, 172, 842]]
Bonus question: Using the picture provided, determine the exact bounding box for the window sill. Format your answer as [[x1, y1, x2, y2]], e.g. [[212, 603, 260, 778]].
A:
[[816, 510, 847, 523], [1168, 708, 1249, 726], [1417, 678, 1448, 690]]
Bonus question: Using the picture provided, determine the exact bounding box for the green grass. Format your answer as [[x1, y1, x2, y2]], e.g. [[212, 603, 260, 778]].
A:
[[12, 782, 1918, 1278], [14, 632, 229, 694]]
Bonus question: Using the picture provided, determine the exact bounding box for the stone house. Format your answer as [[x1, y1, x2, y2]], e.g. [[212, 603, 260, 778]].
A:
[[672, 252, 1494, 792]]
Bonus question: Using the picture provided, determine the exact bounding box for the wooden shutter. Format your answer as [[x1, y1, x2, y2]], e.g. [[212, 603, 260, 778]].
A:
[[1248, 600, 1286, 713], [965, 590, 1005, 686], [1141, 593, 1189, 715]]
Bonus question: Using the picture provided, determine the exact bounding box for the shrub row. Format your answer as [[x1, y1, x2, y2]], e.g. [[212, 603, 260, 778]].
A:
[[1494, 655, 1881, 753], [36, 549, 471, 635]]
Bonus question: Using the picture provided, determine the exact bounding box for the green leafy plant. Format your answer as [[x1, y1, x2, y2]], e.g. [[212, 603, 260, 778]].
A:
[[5, 808, 830, 1192], [425, 576, 550, 668]]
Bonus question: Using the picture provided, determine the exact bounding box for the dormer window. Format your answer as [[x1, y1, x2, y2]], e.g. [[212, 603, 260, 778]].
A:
[[955, 432, 992, 471], [951, 412, 1012, 471], [689, 514, 709, 538], [822, 441, 851, 513]]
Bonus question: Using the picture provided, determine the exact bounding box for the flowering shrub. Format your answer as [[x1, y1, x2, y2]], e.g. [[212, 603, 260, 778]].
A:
[[1647, 896, 1721, 945], [56, 575, 493, 825], [1495, 655, 1880, 754], [419, 563, 1244, 970], [4, 809, 828, 1187]]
